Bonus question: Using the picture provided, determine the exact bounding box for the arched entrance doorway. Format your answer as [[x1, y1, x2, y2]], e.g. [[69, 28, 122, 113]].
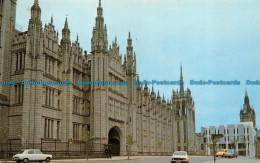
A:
[[108, 127, 120, 156]]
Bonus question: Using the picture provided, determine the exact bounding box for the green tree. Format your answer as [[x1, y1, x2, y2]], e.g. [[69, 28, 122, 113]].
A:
[[0, 127, 9, 162], [82, 131, 94, 160], [126, 134, 135, 160], [240, 136, 246, 156], [231, 138, 239, 150]]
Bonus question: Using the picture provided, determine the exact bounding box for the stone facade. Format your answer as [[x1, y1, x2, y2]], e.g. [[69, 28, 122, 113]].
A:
[[0, 0, 196, 156]]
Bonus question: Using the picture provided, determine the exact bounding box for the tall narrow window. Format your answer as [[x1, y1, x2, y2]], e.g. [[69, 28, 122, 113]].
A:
[[177, 122, 180, 143], [45, 87, 48, 105], [14, 85, 17, 103], [57, 121, 60, 139], [19, 52, 22, 70], [183, 121, 186, 143], [48, 119, 50, 138], [44, 119, 47, 138], [16, 53, 18, 71]]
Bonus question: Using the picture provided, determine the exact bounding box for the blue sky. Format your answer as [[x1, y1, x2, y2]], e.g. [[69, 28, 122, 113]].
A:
[[16, 0, 260, 132]]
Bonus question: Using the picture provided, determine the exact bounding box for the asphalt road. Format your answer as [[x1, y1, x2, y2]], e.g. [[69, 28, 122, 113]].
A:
[[2, 156, 259, 163], [51, 156, 214, 163]]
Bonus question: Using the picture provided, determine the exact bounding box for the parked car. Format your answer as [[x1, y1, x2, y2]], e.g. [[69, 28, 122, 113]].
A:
[[13, 149, 52, 163], [216, 149, 228, 157], [171, 151, 189, 163], [224, 150, 238, 158]]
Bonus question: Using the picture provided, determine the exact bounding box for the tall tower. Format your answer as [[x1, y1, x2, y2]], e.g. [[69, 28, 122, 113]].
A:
[[126, 31, 137, 151], [60, 17, 74, 141], [0, 0, 17, 139], [90, 0, 109, 152], [172, 65, 196, 152], [21, 0, 44, 145], [240, 90, 256, 128]]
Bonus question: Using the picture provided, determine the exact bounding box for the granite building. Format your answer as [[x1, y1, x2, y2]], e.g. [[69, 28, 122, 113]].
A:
[[0, 0, 196, 156]]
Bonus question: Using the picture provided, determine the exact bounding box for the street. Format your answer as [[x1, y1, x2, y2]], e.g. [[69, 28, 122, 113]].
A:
[[1, 156, 259, 163], [50, 156, 259, 163]]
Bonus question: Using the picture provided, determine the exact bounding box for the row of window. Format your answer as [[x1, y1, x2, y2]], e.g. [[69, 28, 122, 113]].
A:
[[73, 123, 90, 140], [44, 56, 60, 79], [44, 118, 60, 139], [44, 87, 61, 109], [14, 84, 24, 104], [205, 135, 250, 143], [14, 52, 25, 71], [206, 127, 250, 135], [73, 96, 90, 116], [46, 38, 57, 53]]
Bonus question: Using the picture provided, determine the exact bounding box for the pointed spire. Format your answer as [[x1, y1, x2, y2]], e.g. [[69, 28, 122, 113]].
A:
[[51, 16, 53, 25], [124, 55, 127, 65], [127, 31, 133, 53], [180, 63, 183, 81], [97, 0, 103, 17], [180, 63, 184, 95], [61, 16, 71, 44], [76, 34, 79, 42], [152, 86, 154, 93], [244, 88, 250, 105], [30, 0, 41, 21], [34, 0, 39, 7], [64, 16, 69, 29]]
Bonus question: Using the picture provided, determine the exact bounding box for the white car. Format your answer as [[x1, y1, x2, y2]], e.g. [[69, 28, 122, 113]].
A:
[[12, 149, 52, 163], [170, 151, 189, 163]]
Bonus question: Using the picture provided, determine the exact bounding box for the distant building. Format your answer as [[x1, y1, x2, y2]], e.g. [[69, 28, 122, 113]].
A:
[[256, 130, 260, 158], [197, 90, 257, 157], [240, 90, 256, 128], [201, 122, 256, 157]]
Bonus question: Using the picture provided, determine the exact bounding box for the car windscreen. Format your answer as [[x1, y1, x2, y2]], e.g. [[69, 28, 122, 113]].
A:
[[174, 152, 187, 156], [17, 150, 25, 154], [219, 150, 225, 152]]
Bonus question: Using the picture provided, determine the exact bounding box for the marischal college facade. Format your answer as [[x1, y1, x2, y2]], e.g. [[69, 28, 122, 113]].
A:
[[0, 0, 196, 156]]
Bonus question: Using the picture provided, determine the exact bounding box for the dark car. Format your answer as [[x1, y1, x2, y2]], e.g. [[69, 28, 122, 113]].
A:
[[224, 150, 238, 158]]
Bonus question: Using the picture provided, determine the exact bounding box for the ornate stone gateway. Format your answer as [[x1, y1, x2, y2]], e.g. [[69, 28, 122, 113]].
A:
[[108, 127, 120, 156]]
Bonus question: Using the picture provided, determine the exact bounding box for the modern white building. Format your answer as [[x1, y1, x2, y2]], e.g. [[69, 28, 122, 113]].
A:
[[201, 122, 256, 157]]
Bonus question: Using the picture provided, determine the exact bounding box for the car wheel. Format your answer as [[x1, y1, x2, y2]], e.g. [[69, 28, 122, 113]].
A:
[[23, 158, 29, 163], [45, 157, 51, 162]]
